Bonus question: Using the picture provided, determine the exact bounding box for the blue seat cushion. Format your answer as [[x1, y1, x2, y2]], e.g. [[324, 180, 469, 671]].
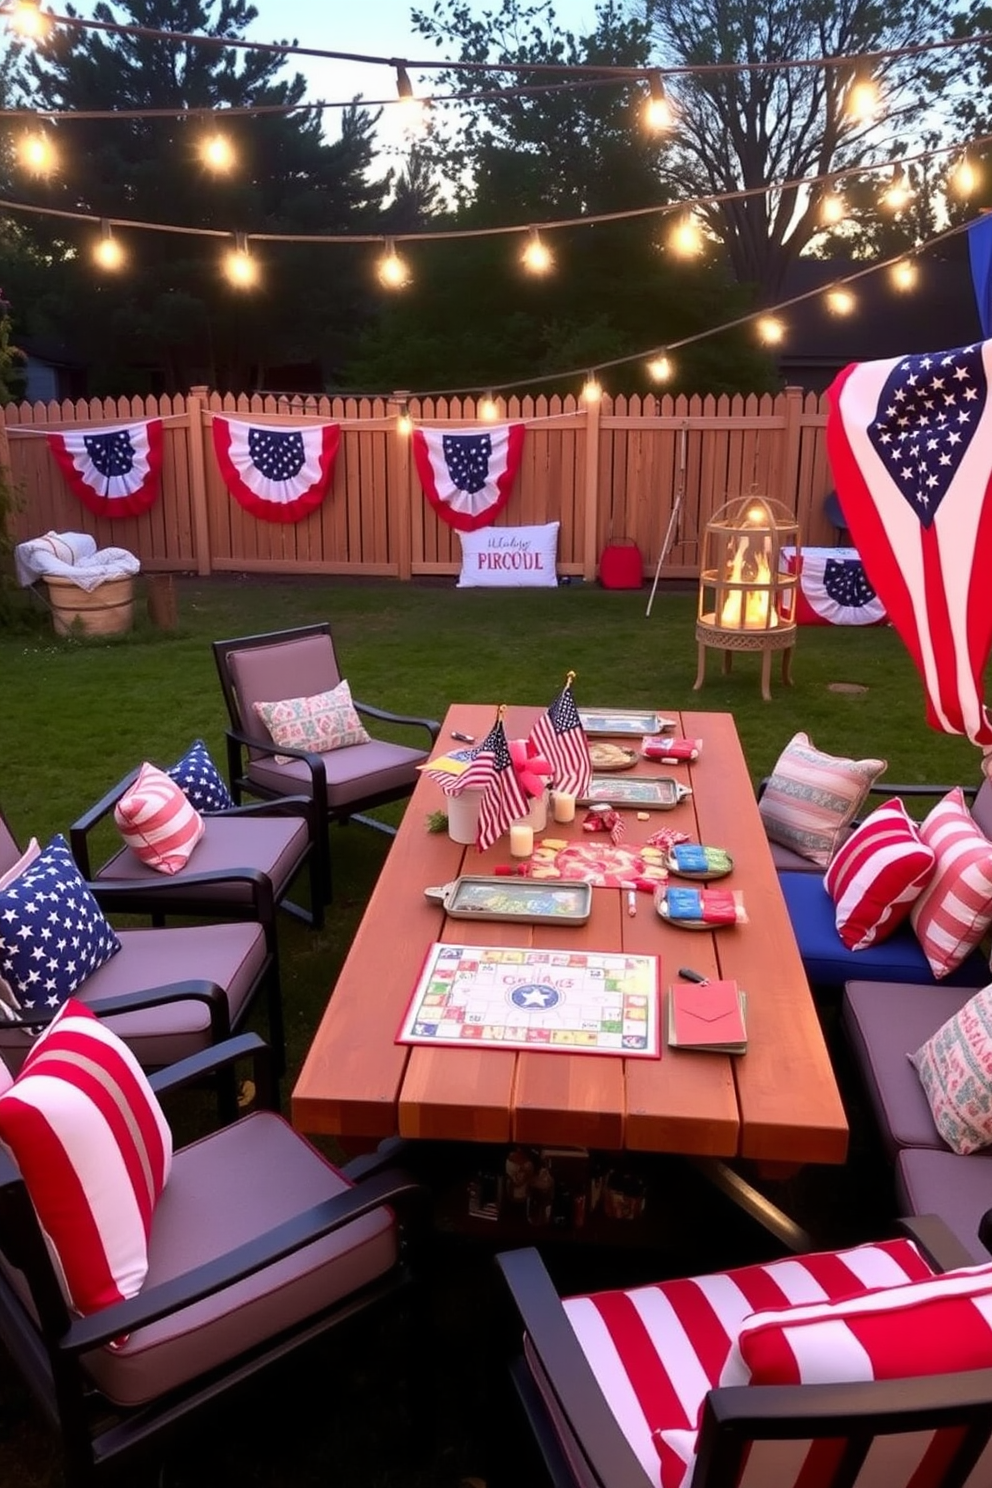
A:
[[779, 870, 990, 989]]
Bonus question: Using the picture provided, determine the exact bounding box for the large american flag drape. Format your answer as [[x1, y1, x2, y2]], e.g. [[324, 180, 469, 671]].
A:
[[827, 340, 992, 745]]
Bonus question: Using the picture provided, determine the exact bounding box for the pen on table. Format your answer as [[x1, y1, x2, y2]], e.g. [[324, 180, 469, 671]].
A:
[[678, 967, 709, 984], [626, 887, 637, 917], [450, 730, 475, 743]]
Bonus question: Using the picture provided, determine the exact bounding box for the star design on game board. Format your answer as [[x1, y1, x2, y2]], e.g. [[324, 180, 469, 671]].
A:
[[510, 983, 561, 1010]]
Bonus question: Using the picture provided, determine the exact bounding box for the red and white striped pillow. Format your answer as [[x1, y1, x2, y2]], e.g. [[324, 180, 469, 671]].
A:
[[910, 788, 992, 977], [0, 998, 172, 1315], [824, 798, 936, 949], [114, 761, 205, 874], [561, 1237, 933, 1488], [728, 1257, 992, 1387]]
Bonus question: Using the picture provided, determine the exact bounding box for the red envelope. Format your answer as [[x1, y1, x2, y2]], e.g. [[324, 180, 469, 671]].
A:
[[668, 980, 747, 1053]]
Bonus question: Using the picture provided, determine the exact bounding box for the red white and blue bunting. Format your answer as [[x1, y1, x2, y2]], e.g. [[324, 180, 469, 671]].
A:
[[47, 419, 164, 518], [211, 416, 340, 523], [413, 422, 525, 531]]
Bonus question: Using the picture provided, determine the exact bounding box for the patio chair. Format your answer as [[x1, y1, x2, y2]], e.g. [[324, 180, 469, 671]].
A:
[[0, 805, 284, 1079], [0, 1022, 428, 1488], [212, 623, 440, 897], [70, 763, 323, 929], [496, 1215, 992, 1488]]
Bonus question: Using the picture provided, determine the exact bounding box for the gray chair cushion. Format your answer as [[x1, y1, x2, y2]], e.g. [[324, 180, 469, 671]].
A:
[[228, 635, 341, 754], [247, 738, 428, 811], [94, 814, 309, 904], [895, 1146, 992, 1262], [0, 921, 267, 1073], [842, 980, 982, 1156], [81, 1111, 398, 1408]]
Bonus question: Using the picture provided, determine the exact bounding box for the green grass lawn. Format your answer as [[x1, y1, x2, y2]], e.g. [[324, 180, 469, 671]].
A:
[[0, 573, 984, 1487]]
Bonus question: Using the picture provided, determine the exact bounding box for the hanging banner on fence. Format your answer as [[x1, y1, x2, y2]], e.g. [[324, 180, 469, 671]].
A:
[[413, 422, 525, 531], [48, 419, 164, 518], [211, 416, 340, 523]]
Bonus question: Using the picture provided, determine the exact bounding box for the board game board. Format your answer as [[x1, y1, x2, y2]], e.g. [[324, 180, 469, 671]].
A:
[[396, 942, 660, 1057]]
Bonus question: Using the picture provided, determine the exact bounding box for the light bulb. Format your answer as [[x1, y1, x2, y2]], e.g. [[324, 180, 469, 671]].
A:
[[847, 78, 878, 122], [756, 316, 785, 345], [825, 288, 855, 317], [581, 376, 602, 404], [647, 355, 672, 383], [93, 230, 124, 271], [952, 158, 977, 197], [8, 2, 51, 39], [890, 259, 918, 292], [200, 133, 236, 173], [17, 132, 56, 176], [378, 242, 411, 289], [397, 411, 413, 436], [643, 73, 673, 132], [223, 246, 258, 288], [479, 396, 499, 422], [521, 230, 553, 275], [820, 188, 846, 226], [882, 166, 911, 212]]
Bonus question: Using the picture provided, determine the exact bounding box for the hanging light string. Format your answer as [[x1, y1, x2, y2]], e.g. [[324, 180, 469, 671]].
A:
[[2, 126, 985, 245], [7, 4, 992, 87]]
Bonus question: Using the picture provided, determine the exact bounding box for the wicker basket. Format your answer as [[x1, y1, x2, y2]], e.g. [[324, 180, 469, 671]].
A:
[[45, 575, 136, 637]]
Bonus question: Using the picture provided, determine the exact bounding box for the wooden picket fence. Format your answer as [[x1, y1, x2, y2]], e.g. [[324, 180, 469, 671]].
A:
[[0, 385, 839, 582]]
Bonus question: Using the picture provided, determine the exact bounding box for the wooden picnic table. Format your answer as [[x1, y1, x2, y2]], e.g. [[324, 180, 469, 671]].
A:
[[292, 704, 848, 1174]]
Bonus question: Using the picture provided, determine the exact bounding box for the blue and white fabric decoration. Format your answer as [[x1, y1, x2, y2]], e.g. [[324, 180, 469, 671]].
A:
[[167, 739, 235, 814]]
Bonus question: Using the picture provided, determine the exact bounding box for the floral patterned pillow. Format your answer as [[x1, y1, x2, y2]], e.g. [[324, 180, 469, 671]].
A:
[[910, 984, 992, 1154], [253, 680, 371, 763]]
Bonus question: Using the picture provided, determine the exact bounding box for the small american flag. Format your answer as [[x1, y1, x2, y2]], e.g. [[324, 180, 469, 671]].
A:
[[422, 746, 493, 796], [529, 676, 592, 798], [476, 717, 529, 851]]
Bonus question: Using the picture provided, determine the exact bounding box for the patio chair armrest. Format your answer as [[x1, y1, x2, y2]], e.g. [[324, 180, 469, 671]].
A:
[[219, 794, 314, 820], [496, 1246, 654, 1488], [898, 1213, 981, 1271], [3, 980, 232, 1045], [61, 1164, 426, 1354], [341, 1136, 416, 1183], [69, 767, 143, 876], [148, 1031, 273, 1101], [866, 781, 975, 801], [352, 700, 441, 744]]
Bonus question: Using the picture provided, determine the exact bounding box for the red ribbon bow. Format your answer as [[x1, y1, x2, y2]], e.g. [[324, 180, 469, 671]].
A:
[[508, 738, 553, 798]]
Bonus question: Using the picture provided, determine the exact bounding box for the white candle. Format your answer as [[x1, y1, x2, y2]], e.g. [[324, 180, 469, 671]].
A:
[[552, 791, 576, 824], [509, 821, 534, 857]]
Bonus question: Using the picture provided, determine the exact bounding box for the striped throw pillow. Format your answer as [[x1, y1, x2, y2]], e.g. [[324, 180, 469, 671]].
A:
[[910, 788, 992, 977], [910, 983, 992, 1153], [824, 798, 937, 949], [114, 761, 205, 874], [758, 732, 886, 868], [561, 1237, 932, 1488], [730, 1258, 992, 1387], [0, 998, 172, 1315]]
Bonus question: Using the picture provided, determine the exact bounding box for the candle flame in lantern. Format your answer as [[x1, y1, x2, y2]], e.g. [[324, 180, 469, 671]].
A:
[[718, 537, 778, 629]]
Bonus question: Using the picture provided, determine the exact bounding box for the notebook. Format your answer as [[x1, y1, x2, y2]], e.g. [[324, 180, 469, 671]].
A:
[[667, 978, 747, 1054]]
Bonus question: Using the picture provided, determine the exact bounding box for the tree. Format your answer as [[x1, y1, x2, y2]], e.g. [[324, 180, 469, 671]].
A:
[[12, 0, 389, 391], [643, 0, 953, 301]]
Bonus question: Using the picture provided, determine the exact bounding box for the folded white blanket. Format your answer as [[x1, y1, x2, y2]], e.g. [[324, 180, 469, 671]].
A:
[[14, 530, 140, 592]]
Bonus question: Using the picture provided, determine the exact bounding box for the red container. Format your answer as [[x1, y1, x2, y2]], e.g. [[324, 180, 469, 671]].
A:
[[598, 540, 643, 590]]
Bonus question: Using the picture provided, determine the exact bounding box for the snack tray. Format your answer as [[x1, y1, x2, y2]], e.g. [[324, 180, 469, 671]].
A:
[[579, 708, 677, 736], [423, 875, 592, 925], [579, 775, 691, 809], [665, 847, 734, 881]]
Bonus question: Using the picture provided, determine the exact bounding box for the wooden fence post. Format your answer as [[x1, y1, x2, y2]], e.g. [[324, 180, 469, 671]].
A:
[[582, 395, 601, 582], [186, 385, 212, 576]]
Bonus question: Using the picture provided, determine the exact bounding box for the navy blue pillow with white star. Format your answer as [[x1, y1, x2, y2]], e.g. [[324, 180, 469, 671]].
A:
[[167, 739, 235, 814], [0, 835, 121, 1015]]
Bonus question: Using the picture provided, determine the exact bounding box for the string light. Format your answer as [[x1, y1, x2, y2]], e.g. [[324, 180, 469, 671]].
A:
[[825, 287, 855, 316], [756, 315, 785, 345], [647, 354, 673, 383], [881, 163, 911, 211], [581, 373, 602, 403], [223, 233, 258, 288], [377, 237, 411, 288], [643, 71, 674, 132], [92, 220, 125, 271], [7, 1, 51, 40], [17, 130, 57, 176], [479, 394, 499, 421], [890, 258, 918, 291], [668, 213, 703, 257], [396, 403, 413, 436], [199, 132, 236, 173], [393, 61, 428, 132], [846, 76, 879, 122], [951, 154, 978, 197], [521, 227, 553, 275], [819, 178, 847, 226]]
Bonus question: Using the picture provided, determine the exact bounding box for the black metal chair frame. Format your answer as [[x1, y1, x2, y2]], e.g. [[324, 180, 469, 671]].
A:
[[0, 1033, 428, 1488]]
